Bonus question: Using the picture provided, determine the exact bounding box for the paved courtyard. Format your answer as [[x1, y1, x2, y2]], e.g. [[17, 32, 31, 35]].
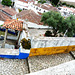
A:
[[0, 59, 28, 75], [0, 52, 74, 75], [28, 53, 74, 73]]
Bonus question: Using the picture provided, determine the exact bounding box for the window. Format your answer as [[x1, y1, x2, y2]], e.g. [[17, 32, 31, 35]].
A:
[[23, 8, 25, 10], [39, 9, 41, 11], [36, 7, 38, 10], [44, 10, 45, 12], [58, 8, 61, 10]]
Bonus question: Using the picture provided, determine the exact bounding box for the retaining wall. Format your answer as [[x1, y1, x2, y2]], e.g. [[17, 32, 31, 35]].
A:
[[29, 37, 75, 56]]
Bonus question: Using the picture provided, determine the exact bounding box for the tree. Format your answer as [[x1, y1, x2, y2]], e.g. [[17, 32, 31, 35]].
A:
[[1, 0, 12, 6], [62, 15, 75, 37], [41, 11, 64, 37], [50, 0, 59, 6], [38, 0, 46, 4]]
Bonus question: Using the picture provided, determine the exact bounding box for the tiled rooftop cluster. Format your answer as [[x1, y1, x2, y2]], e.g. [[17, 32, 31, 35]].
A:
[[3, 19, 23, 31], [17, 10, 43, 25], [34, 4, 58, 11], [0, 4, 17, 21], [19, 0, 35, 3], [0, 11, 11, 21]]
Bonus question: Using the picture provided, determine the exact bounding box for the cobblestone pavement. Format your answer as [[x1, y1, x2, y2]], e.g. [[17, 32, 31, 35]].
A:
[[28, 53, 74, 73], [0, 53, 74, 75], [0, 59, 28, 75]]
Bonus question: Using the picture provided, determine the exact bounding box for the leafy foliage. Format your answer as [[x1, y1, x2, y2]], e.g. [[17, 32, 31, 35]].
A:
[[50, 0, 59, 6], [18, 9, 22, 12], [62, 15, 75, 37], [41, 11, 75, 37], [21, 38, 31, 49], [38, 0, 46, 4], [41, 11, 64, 37], [1, 0, 12, 6]]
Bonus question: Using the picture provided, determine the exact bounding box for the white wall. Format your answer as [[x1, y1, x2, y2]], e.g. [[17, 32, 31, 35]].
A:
[[31, 37, 75, 48], [15, 0, 29, 10], [18, 30, 27, 45], [14, 0, 49, 13]]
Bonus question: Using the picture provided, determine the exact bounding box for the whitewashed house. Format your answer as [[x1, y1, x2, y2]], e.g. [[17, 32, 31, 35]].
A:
[[58, 6, 75, 18], [14, 0, 56, 14]]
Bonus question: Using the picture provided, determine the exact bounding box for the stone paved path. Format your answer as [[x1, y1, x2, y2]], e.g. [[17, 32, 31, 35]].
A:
[[28, 53, 74, 73], [0, 59, 28, 75], [26, 60, 75, 75], [0, 53, 74, 75]]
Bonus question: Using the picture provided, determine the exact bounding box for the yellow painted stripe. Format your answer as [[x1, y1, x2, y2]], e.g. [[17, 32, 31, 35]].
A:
[[29, 45, 75, 57]]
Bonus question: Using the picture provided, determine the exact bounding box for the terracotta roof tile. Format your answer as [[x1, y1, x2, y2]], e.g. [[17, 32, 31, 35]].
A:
[[2, 8, 17, 16], [17, 10, 43, 25], [0, 4, 17, 16], [19, 0, 28, 3], [3, 19, 23, 31], [0, 11, 11, 21], [34, 4, 58, 11], [19, 0, 34, 3]]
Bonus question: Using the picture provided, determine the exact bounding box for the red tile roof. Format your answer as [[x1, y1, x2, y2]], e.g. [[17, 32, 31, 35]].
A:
[[0, 11, 11, 21], [17, 10, 43, 25], [0, 4, 17, 16], [3, 19, 23, 31], [19, 0, 28, 3], [34, 4, 58, 11], [19, 0, 34, 3]]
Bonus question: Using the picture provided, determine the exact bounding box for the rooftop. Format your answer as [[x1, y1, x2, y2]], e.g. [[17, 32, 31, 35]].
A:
[[34, 3, 58, 11], [3, 19, 23, 31], [17, 10, 43, 25], [0, 4, 17, 16], [19, 0, 35, 3], [0, 11, 11, 21]]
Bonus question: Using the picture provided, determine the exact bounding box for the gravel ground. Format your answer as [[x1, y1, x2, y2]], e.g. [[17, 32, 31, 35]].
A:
[[28, 29, 48, 37], [28, 53, 74, 73], [0, 59, 28, 75]]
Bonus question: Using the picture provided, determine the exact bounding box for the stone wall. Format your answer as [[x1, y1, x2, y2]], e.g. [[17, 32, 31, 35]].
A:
[[31, 37, 75, 48]]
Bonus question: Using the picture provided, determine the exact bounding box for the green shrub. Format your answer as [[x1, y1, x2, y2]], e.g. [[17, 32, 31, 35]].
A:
[[21, 38, 31, 49], [18, 9, 22, 12], [62, 2, 66, 5], [38, 0, 46, 4]]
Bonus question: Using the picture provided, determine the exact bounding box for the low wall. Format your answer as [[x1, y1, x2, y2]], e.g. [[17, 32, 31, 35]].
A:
[[31, 37, 75, 48], [29, 37, 75, 56]]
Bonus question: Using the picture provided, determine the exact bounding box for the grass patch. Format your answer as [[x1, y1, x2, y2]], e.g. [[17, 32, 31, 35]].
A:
[[0, 31, 16, 36], [0, 31, 5, 36]]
